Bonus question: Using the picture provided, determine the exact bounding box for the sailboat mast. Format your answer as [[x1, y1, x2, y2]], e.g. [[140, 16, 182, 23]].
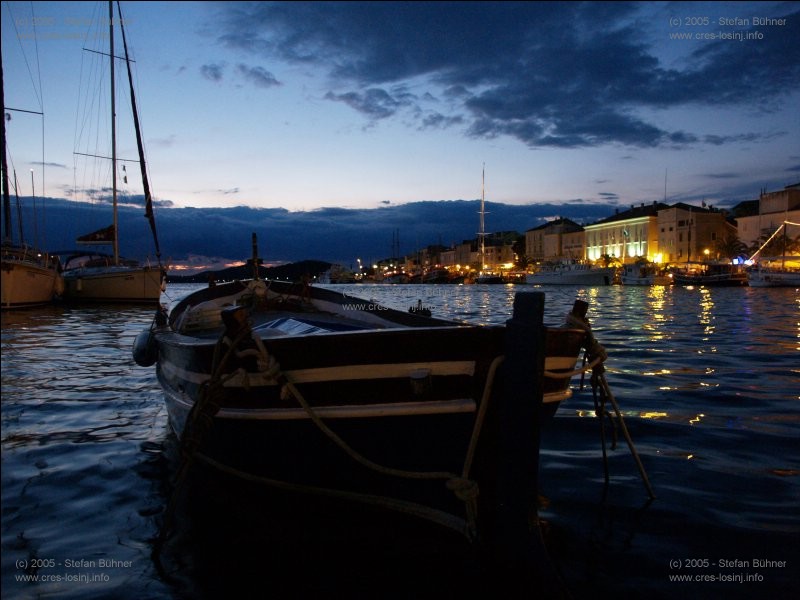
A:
[[1, 46, 12, 244], [781, 222, 787, 269], [479, 164, 485, 270], [116, 1, 162, 267], [109, 0, 119, 265]]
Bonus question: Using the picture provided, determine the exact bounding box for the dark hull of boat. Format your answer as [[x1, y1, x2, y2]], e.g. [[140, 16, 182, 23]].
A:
[[143, 279, 587, 537]]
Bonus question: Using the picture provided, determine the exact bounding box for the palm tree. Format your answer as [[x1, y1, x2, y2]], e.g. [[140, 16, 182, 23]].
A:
[[750, 226, 800, 258], [712, 234, 748, 261]]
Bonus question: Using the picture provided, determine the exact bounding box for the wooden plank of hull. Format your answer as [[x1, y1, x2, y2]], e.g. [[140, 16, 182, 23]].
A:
[[155, 322, 584, 415], [160, 370, 484, 519]]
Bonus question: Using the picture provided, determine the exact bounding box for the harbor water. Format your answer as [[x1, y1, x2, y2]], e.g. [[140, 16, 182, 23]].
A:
[[2, 283, 798, 599]]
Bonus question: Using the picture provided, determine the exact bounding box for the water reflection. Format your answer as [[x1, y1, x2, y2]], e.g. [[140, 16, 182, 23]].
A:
[[2, 283, 799, 599]]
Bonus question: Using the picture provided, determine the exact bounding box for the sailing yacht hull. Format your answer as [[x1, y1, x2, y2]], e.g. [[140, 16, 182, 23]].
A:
[[526, 266, 615, 286], [62, 265, 163, 303], [747, 270, 800, 288], [1, 257, 62, 309]]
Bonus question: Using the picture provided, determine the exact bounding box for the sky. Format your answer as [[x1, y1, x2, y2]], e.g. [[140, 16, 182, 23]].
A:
[[2, 1, 799, 268]]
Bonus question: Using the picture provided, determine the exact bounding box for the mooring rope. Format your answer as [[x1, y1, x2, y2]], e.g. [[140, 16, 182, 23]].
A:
[[564, 309, 656, 500], [249, 329, 502, 540], [157, 309, 508, 545]]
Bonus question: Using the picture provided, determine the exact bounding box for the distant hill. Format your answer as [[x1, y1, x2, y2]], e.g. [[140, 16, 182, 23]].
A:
[[168, 259, 332, 283]]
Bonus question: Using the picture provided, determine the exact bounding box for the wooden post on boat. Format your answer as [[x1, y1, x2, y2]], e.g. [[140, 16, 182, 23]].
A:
[[484, 291, 566, 595], [251, 233, 259, 280]]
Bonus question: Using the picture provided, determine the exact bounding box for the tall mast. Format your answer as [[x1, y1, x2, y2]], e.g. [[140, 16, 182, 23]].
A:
[[479, 163, 485, 271], [781, 222, 787, 269], [109, 0, 119, 264], [1, 45, 12, 244], [117, 0, 162, 267]]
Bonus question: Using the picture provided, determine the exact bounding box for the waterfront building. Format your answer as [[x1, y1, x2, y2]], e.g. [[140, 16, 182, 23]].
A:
[[525, 218, 584, 262], [735, 183, 800, 248], [584, 203, 666, 264], [658, 203, 737, 263]]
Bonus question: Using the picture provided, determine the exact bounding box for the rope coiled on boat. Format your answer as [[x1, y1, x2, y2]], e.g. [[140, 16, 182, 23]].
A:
[[245, 329, 506, 540]]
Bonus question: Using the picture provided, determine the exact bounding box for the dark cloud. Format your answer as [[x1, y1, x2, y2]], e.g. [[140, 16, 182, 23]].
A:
[[31, 174, 799, 269], [200, 63, 224, 82], [32, 197, 617, 266], [704, 133, 770, 146], [236, 64, 280, 88], [213, 2, 799, 149], [324, 88, 404, 120], [598, 192, 619, 200], [703, 173, 739, 180]]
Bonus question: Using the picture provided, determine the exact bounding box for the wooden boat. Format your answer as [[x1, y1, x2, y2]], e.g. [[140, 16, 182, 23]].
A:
[[134, 236, 590, 548], [1, 44, 63, 309], [671, 261, 748, 287], [619, 261, 671, 286], [61, 1, 165, 304]]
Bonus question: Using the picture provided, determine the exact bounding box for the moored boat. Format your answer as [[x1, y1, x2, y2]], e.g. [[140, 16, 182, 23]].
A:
[[61, 1, 165, 304], [619, 261, 671, 286], [671, 261, 748, 287], [526, 260, 616, 286], [1, 43, 63, 309], [746, 221, 800, 288], [134, 238, 591, 547], [747, 260, 800, 288]]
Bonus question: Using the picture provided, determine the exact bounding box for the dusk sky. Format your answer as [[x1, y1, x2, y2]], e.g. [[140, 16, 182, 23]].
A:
[[2, 2, 799, 269]]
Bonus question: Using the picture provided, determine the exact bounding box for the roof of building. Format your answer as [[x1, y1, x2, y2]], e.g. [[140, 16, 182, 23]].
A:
[[589, 202, 670, 226], [526, 217, 583, 233]]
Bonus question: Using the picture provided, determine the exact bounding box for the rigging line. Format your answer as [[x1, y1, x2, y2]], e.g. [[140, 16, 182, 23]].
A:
[[116, 0, 162, 265], [3, 1, 43, 111], [30, 1, 47, 248]]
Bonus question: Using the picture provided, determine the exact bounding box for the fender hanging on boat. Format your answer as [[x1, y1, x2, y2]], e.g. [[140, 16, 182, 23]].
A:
[[132, 330, 158, 367]]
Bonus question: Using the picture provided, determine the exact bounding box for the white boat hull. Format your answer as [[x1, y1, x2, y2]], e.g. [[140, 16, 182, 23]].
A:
[[1, 258, 62, 309], [747, 271, 800, 288], [62, 265, 163, 303]]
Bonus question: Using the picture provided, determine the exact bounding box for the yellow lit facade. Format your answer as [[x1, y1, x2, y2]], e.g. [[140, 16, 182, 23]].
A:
[[584, 203, 665, 264]]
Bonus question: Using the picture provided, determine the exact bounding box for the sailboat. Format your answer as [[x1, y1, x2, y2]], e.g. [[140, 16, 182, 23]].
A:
[[475, 165, 504, 284], [747, 221, 800, 288], [61, 1, 165, 304], [1, 43, 62, 309]]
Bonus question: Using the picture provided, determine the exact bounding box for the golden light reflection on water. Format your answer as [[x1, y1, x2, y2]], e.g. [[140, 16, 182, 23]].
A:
[[643, 285, 670, 340], [699, 287, 715, 337], [640, 412, 668, 419]]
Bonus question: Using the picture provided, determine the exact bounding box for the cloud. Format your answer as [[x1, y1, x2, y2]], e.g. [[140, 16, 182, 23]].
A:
[[213, 2, 800, 149], [32, 161, 68, 169], [200, 63, 224, 82], [324, 88, 404, 120], [31, 197, 618, 266], [235, 64, 281, 88], [703, 173, 739, 180]]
